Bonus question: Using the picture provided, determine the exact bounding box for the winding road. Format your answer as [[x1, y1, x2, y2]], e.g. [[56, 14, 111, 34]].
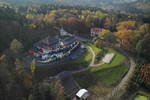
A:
[[43, 35, 136, 100], [89, 45, 136, 100], [73, 44, 136, 100], [106, 57, 136, 100]]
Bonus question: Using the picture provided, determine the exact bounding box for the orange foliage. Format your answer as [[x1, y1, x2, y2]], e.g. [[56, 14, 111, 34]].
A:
[[116, 29, 134, 49], [67, 17, 82, 24], [117, 20, 138, 30], [117, 29, 133, 39], [116, 20, 139, 50], [140, 64, 150, 85], [0, 54, 6, 62], [22, 72, 33, 89]]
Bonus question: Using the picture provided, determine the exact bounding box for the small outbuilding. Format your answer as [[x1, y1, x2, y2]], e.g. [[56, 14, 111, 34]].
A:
[[76, 89, 90, 100], [102, 53, 115, 64]]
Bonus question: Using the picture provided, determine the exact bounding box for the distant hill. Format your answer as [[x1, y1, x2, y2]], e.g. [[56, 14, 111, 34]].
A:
[[138, 0, 150, 3], [0, 0, 149, 15], [0, 0, 137, 6]]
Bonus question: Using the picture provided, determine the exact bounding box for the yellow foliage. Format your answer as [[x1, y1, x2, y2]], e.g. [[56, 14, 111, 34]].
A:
[[0, 54, 6, 62], [117, 29, 133, 39], [94, 39, 100, 47], [100, 29, 110, 38], [117, 20, 137, 30], [22, 72, 33, 89], [30, 59, 36, 73]]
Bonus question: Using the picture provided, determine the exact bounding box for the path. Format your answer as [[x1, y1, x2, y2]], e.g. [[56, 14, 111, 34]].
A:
[[106, 57, 136, 100], [72, 46, 103, 74], [88, 46, 104, 67], [72, 44, 136, 100]]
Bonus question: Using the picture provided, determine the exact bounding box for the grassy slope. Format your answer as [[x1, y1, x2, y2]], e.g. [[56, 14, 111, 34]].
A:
[[74, 45, 128, 89], [66, 45, 93, 67], [134, 95, 148, 100], [132, 91, 150, 100], [75, 65, 128, 88], [88, 43, 101, 55], [90, 47, 125, 72], [66, 43, 100, 67]]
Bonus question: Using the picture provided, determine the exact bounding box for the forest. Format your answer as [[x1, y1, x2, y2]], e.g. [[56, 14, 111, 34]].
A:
[[0, 3, 150, 100]]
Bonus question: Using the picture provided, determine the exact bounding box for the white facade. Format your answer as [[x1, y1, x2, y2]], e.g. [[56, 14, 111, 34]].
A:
[[42, 49, 50, 54], [60, 28, 68, 36], [60, 28, 72, 36], [42, 55, 49, 60]]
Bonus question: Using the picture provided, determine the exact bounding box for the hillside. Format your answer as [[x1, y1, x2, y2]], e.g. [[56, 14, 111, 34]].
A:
[[0, 0, 137, 6], [0, 0, 150, 15]]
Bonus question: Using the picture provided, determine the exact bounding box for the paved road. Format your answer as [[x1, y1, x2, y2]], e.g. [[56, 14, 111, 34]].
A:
[[76, 46, 136, 100], [72, 44, 136, 100], [106, 57, 136, 100], [88, 46, 136, 100]]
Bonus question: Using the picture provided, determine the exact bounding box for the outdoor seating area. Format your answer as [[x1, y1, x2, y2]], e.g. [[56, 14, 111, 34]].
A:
[[102, 53, 115, 64]]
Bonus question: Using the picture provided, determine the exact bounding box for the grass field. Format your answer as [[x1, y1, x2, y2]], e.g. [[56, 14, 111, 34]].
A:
[[132, 91, 150, 100], [134, 95, 148, 100], [88, 43, 101, 55], [90, 47, 125, 72], [74, 65, 128, 87], [74, 44, 128, 89], [65, 43, 101, 68], [67, 45, 93, 67]]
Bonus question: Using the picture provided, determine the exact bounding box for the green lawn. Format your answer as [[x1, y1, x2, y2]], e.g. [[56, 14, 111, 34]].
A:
[[65, 43, 101, 68], [90, 65, 128, 86], [66, 46, 93, 67], [90, 47, 125, 72], [132, 91, 150, 100], [74, 44, 128, 94], [88, 43, 101, 55], [134, 95, 148, 100], [74, 65, 128, 88]]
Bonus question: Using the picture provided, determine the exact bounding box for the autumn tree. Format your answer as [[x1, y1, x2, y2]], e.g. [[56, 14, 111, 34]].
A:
[[32, 80, 66, 100], [48, 80, 66, 100], [103, 33, 117, 44], [15, 58, 33, 89], [139, 23, 150, 35], [136, 35, 150, 61], [140, 64, 150, 86], [116, 20, 141, 50], [100, 29, 111, 39], [10, 39, 23, 53], [116, 20, 138, 30], [104, 17, 113, 29]]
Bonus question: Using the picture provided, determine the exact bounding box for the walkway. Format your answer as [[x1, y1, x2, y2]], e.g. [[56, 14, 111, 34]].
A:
[[72, 44, 136, 100], [106, 57, 136, 100], [72, 46, 103, 74], [89, 46, 104, 67]]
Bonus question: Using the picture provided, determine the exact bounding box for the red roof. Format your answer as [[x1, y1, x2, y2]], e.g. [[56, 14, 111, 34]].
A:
[[28, 49, 43, 54], [29, 50, 37, 54], [91, 28, 103, 33]]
